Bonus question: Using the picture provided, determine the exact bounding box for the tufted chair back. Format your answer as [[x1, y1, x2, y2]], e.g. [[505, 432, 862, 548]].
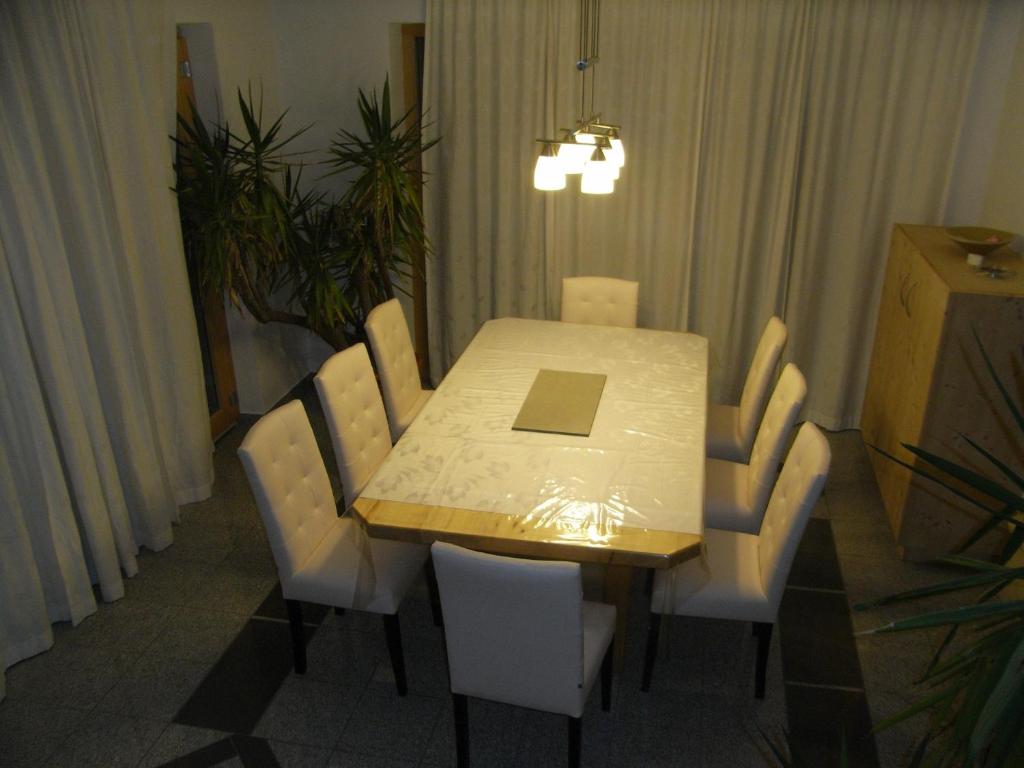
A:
[[747, 363, 806, 522], [238, 400, 337, 583], [314, 344, 391, 508], [365, 299, 424, 441], [736, 316, 788, 453], [560, 276, 639, 328], [431, 542, 586, 716], [758, 422, 830, 611]]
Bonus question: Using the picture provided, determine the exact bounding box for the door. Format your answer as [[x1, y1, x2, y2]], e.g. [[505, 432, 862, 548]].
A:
[[401, 23, 430, 385], [176, 33, 240, 440]]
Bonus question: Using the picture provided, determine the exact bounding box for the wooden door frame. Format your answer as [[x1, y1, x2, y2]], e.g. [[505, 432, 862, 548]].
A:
[[177, 32, 239, 440], [401, 23, 430, 385]]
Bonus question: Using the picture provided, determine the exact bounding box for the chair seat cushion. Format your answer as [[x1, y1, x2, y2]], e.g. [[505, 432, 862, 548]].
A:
[[651, 528, 773, 623], [283, 517, 428, 614], [704, 458, 760, 534], [391, 388, 433, 441], [706, 403, 746, 462]]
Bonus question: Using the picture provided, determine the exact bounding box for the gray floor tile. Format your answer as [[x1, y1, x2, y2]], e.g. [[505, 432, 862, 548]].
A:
[[337, 683, 443, 762], [270, 739, 333, 767], [327, 749, 417, 767], [47, 711, 165, 767], [421, 698, 523, 767], [92, 651, 211, 721], [2, 639, 134, 711], [161, 517, 236, 566], [303, 625, 382, 691], [0, 700, 88, 768], [121, 555, 218, 609], [145, 606, 249, 665], [137, 723, 232, 767], [254, 675, 359, 748]]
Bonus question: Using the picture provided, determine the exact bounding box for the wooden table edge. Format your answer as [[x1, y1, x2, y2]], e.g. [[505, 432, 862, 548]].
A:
[[352, 497, 703, 569]]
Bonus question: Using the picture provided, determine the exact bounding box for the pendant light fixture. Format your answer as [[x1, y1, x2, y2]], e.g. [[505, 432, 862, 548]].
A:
[[533, 0, 626, 194]]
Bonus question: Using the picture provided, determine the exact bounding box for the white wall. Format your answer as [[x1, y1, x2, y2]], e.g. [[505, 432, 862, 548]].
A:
[[270, 0, 427, 201], [269, 0, 427, 385], [173, 0, 317, 416]]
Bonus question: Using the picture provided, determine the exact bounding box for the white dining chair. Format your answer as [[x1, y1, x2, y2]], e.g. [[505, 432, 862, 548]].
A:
[[705, 363, 807, 535], [642, 421, 831, 697], [560, 276, 639, 328], [706, 316, 788, 463], [314, 343, 392, 509], [431, 541, 615, 768], [315, 343, 442, 626], [364, 298, 432, 441], [238, 400, 428, 696]]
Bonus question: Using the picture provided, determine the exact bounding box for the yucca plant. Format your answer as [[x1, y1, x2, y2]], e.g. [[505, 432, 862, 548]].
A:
[[173, 81, 438, 350], [859, 332, 1024, 766], [324, 77, 439, 321]]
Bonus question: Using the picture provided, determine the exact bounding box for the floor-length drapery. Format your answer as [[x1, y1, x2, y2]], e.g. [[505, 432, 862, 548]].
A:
[[422, 0, 997, 429], [0, 0, 213, 695]]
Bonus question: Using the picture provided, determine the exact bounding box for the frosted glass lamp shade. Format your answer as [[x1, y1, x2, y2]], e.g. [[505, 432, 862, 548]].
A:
[[581, 164, 614, 194], [608, 137, 625, 168], [533, 154, 567, 190], [557, 142, 594, 174]]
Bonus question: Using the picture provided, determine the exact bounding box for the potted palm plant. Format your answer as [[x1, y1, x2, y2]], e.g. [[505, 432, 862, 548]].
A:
[[858, 332, 1024, 766], [173, 79, 437, 351]]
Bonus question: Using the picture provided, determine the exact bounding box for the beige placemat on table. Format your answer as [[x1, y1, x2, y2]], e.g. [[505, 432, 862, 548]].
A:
[[511, 369, 607, 437]]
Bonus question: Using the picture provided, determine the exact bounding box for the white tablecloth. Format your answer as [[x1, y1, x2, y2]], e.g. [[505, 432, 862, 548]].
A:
[[363, 318, 707, 541]]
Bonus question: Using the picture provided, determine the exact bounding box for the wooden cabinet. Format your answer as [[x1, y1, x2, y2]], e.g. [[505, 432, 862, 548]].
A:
[[861, 224, 1024, 560]]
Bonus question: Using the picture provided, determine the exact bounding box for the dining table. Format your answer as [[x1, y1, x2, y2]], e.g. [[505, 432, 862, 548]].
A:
[[352, 317, 707, 669]]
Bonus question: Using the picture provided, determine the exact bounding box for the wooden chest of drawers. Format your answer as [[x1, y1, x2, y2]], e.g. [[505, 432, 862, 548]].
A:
[[861, 224, 1024, 560]]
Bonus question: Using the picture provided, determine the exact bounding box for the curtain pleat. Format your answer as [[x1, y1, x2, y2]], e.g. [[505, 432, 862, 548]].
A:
[[0, 0, 213, 691], [423, 0, 992, 429]]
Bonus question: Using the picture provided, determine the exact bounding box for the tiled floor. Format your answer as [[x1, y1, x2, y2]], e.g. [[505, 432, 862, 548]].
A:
[[0, 385, 965, 767]]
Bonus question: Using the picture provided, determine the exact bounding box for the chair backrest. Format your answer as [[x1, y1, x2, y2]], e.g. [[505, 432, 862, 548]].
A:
[[758, 422, 831, 610], [431, 541, 585, 715], [238, 400, 336, 582], [736, 316, 788, 453], [314, 343, 391, 508], [560, 276, 639, 328], [364, 298, 422, 439], [747, 363, 806, 520]]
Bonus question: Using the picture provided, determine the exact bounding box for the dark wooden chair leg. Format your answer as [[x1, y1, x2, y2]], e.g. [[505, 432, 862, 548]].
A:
[[600, 644, 613, 711], [568, 716, 582, 768], [426, 560, 443, 627], [753, 622, 774, 699], [286, 599, 306, 674], [641, 612, 662, 692], [453, 693, 469, 768], [382, 613, 408, 696]]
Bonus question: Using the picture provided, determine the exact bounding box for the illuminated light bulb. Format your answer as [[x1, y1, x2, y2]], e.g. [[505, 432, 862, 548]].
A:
[[581, 156, 615, 193], [557, 141, 594, 174], [608, 136, 625, 168], [533, 152, 566, 190]]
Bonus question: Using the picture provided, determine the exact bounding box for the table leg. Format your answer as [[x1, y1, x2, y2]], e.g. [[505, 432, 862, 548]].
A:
[[604, 564, 634, 672]]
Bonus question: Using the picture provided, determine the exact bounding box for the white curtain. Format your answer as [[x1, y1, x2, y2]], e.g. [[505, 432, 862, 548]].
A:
[[0, 0, 213, 695], [422, 0, 996, 429]]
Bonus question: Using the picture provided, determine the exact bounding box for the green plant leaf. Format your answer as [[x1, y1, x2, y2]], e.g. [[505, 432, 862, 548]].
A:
[[854, 567, 1024, 610], [969, 632, 1024, 756], [972, 328, 1024, 435], [901, 443, 1024, 515], [958, 433, 1024, 493], [867, 445, 1011, 523], [862, 601, 1024, 634]]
